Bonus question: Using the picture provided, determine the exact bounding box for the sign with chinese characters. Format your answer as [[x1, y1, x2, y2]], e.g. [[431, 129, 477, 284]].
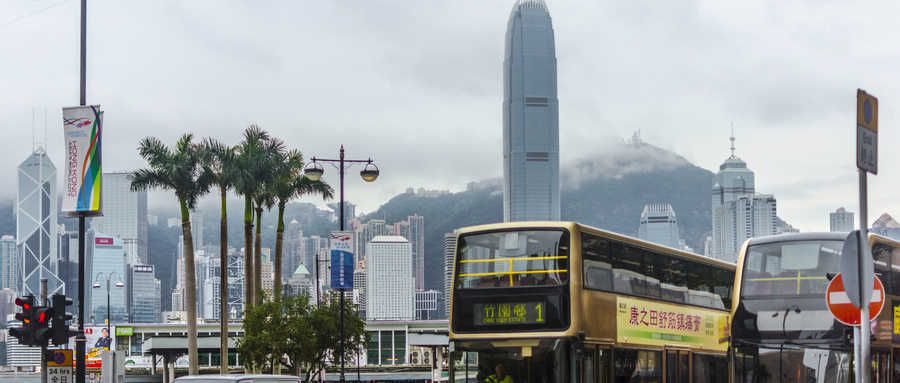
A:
[[329, 231, 355, 290], [473, 302, 546, 325], [616, 297, 729, 351], [47, 349, 73, 383], [62, 105, 103, 216]]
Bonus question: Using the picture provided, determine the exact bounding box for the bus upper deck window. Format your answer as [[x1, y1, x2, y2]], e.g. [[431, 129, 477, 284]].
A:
[[782, 244, 820, 270]]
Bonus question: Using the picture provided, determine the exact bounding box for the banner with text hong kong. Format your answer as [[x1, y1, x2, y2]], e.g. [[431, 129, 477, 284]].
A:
[[62, 105, 103, 216], [616, 297, 730, 351]]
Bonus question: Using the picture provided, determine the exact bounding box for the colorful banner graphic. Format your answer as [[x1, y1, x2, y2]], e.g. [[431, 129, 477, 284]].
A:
[[330, 231, 355, 290], [62, 105, 102, 215], [616, 297, 729, 351], [76, 326, 115, 368]]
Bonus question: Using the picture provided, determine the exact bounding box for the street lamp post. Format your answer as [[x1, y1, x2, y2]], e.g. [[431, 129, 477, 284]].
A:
[[93, 272, 124, 335], [304, 145, 378, 382]]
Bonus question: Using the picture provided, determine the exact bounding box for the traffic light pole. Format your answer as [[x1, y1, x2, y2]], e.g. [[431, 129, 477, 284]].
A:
[[41, 279, 48, 383], [76, 216, 86, 383]]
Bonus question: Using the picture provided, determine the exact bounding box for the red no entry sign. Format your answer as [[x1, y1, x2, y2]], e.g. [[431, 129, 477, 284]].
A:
[[827, 273, 885, 326]]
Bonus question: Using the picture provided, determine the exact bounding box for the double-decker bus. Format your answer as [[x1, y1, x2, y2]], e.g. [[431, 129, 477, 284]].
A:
[[448, 222, 736, 382], [730, 232, 900, 382]]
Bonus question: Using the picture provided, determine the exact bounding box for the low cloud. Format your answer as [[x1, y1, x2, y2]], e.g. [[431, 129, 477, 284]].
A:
[[562, 142, 691, 189]]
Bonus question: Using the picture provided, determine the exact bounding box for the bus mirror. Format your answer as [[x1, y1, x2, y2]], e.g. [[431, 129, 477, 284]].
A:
[[571, 342, 585, 361], [826, 272, 838, 281]]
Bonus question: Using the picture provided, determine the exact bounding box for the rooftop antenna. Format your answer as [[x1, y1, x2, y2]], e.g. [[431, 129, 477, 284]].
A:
[[729, 124, 736, 158]]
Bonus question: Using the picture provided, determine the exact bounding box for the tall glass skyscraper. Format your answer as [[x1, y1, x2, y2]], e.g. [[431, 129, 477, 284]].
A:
[[92, 172, 148, 264], [502, 0, 560, 222], [17, 147, 62, 296], [638, 204, 681, 249]]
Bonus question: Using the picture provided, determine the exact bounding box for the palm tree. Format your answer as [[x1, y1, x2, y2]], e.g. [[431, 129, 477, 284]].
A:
[[234, 125, 271, 308], [199, 138, 236, 374], [131, 134, 213, 376], [270, 150, 334, 301], [251, 135, 284, 302]]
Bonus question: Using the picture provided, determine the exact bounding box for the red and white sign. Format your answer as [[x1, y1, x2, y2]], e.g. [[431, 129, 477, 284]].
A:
[[826, 273, 885, 326]]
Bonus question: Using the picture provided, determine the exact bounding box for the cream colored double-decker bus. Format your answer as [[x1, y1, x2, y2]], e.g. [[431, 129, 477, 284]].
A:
[[448, 221, 735, 382]]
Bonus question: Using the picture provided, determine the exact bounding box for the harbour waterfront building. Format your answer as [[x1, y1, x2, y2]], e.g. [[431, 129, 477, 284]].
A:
[[502, 0, 560, 222]]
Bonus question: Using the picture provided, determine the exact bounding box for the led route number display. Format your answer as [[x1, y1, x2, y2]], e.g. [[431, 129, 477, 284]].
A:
[[473, 302, 546, 325]]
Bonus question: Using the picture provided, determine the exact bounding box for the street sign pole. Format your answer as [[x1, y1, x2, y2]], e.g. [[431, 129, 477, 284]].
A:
[[855, 89, 879, 383], [858, 175, 870, 383]]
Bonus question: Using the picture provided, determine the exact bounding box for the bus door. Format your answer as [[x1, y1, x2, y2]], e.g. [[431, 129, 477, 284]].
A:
[[579, 344, 611, 383], [665, 347, 689, 383], [873, 348, 890, 383]]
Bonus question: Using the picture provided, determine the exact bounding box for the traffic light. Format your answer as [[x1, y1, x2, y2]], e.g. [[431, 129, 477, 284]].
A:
[[31, 305, 55, 345], [9, 295, 35, 346], [51, 294, 76, 345]]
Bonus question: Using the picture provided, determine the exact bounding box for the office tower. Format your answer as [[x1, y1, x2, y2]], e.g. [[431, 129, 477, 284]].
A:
[[502, 0, 560, 222], [1, 236, 16, 291], [58, 229, 80, 310], [328, 201, 356, 231], [88, 232, 127, 325], [191, 209, 203, 251], [130, 264, 159, 323], [395, 215, 425, 291], [830, 207, 855, 232], [366, 236, 413, 320], [0, 288, 17, 329], [356, 219, 388, 265], [443, 232, 456, 319], [353, 268, 366, 315], [92, 172, 148, 264], [17, 147, 61, 296], [638, 204, 681, 249], [415, 290, 441, 320], [288, 264, 312, 297], [711, 136, 776, 263], [285, 219, 302, 282]]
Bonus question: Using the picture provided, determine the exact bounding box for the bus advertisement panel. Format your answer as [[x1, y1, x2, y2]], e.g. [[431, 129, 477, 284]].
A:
[[616, 297, 730, 351]]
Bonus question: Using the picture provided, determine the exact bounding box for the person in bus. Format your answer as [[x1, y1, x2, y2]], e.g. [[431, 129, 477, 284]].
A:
[[485, 362, 513, 383]]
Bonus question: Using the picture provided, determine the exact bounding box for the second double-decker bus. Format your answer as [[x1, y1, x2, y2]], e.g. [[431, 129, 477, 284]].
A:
[[731, 232, 900, 383], [448, 221, 736, 382]]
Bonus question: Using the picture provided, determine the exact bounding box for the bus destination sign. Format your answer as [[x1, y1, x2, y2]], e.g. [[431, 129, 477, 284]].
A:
[[473, 302, 545, 325]]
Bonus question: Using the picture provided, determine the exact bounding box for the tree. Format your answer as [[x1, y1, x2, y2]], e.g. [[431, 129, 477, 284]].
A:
[[270, 150, 334, 301], [199, 137, 237, 373], [131, 134, 213, 375], [237, 294, 368, 382], [249, 133, 284, 302], [234, 125, 271, 308]]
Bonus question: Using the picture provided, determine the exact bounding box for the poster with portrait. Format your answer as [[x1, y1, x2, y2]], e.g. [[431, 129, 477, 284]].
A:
[[83, 326, 115, 368]]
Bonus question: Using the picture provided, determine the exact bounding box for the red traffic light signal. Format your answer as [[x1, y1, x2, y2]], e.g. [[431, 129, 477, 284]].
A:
[[33, 306, 54, 326], [15, 295, 35, 325]]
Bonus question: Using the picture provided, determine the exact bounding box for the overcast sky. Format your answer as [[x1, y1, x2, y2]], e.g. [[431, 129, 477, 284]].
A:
[[3, 0, 900, 233]]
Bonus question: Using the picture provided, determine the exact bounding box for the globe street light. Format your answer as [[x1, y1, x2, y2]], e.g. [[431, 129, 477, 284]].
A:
[[304, 145, 378, 382], [93, 271, 124, 336]]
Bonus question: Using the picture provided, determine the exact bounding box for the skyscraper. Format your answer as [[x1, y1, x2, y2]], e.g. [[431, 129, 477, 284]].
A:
[[366, 236, 413, 320], [394, 214, 425, 291], [1, 236, 16, 291], [638, 204, 681, 249], [92, 172, 148, 264], [88, 232, 127, 325], [17, 147, 62, 296], [830, 207, 855, 232], [711, 136, 776, 263], [502, 0, 560, 222]]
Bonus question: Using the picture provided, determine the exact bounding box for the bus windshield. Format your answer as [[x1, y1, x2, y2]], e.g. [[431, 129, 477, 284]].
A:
[[741, 239, 843, 298], [456, 229, 569, 289]]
